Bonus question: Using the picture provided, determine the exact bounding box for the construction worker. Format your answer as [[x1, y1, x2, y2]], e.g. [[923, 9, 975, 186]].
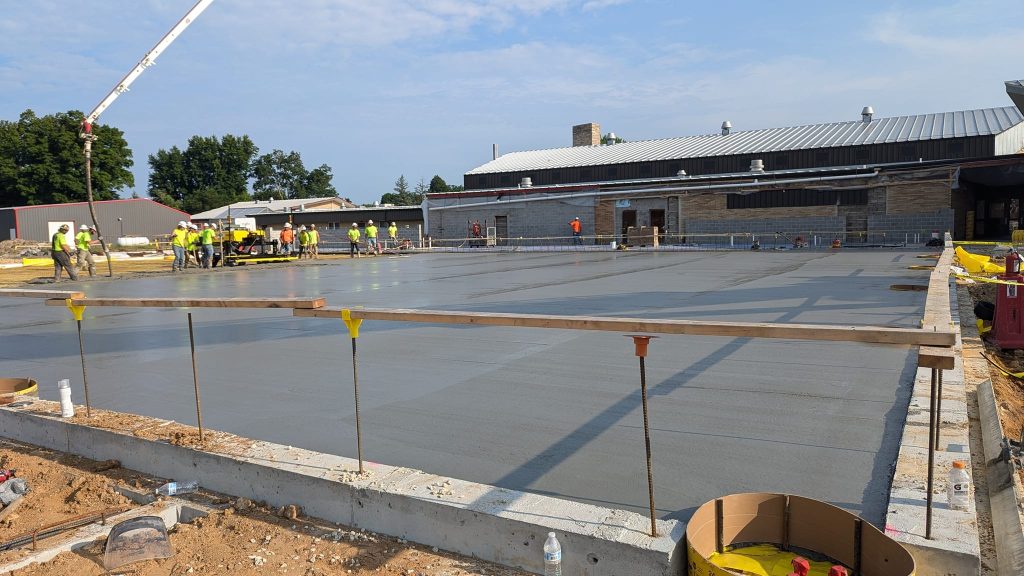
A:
[[171, 221, 188, 272], [298, 225, 309, 259], [200, 223, 216, 268], [347, 222, 361, 258], [75, 224, 96, 277], [279, 223, 294, 255], [387, 221, 398, 249], [569, 216, 582, 245], [185, 224, 200, 268], [309, 224, 320, 259], [51, 224, 78, 282], [365, 219, 379, 255]]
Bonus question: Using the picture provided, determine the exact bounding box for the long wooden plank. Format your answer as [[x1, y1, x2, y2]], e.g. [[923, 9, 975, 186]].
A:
[[294, 307, 955, 346], [0, 289, 85, 299], [918, 247, 955, 367], [918, 346, 956, 370], [45, 297, 324, 309]]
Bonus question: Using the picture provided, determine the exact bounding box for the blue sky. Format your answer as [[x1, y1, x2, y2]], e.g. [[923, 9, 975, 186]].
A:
[[2, 0, 1021, 205]]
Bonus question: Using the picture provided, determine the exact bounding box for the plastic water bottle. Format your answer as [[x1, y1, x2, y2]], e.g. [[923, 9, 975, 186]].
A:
[[154, 480, 199, 497], [543, 532, 561, 576], [948, 461, 971, 510], [57, 379, 74, 418]]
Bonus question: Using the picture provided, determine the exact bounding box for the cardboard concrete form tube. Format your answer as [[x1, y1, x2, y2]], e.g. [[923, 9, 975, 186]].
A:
[[686, 493, 915, 576]]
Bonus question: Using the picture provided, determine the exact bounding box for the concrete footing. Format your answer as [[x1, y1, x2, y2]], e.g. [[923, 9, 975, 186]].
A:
[[0, 401, 684, 575], [885, 279, 982, 575]]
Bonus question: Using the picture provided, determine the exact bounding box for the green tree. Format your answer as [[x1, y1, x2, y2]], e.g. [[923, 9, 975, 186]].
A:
[[251, 149, 306, 200], [304, 164, 337, 198], [0, 109, 133, 207], [148, 134, 256, 214], [600, 132, 625, 145], [429, 175, 449, 193]]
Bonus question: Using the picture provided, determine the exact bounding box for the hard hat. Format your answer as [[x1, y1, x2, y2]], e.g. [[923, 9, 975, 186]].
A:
[[391, 222, 396, 226], [80, 224, 89, 230], [59, 224, 69, 231], [178, 221, 187, 227], [189, 223, 198, 229], [367, 219, 373, 224], [351, 222, 358, 227], [299, 225, 306, 230], [574, 216, 579, 220], [210, 223, 217, 230], [284, 222, 292, 228], [202, 222, 210, 227]]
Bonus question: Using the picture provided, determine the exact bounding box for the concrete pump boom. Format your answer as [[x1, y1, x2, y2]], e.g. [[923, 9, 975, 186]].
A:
[[80, 0, 215, 276]]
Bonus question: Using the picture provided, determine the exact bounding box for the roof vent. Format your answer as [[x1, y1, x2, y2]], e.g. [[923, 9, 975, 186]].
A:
[[749, 159, 764, 173], [861, 106, 874, 123], [520, 177, 533, 188], [606, 132, 617, 145], [677, 169, 687, 177], [721, 121, 732, 136]]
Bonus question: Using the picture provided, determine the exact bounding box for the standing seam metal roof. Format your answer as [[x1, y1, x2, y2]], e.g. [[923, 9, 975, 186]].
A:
[[466, 106, 1024, 175]]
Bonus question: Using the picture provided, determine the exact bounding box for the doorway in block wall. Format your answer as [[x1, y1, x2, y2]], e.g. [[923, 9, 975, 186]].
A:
[[621, 210, 636, 242], [494, 215, 507, 246], [650, 209, 665, 242]]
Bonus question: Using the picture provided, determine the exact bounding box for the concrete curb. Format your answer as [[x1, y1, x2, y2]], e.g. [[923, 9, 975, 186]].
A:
[[0, 402, 684, 575], [977, 379, 1024, 574], [885, 277, 981, 575]]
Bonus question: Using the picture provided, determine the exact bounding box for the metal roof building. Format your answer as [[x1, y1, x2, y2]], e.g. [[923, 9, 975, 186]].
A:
[[0, 198, 189, 243], [189, 197, 356, 221], [464, 106, 1024, 190]]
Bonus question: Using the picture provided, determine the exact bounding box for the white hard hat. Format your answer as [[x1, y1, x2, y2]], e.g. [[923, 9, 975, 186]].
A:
[[80, 224, 89, 230], [391, 222, 396, 225], [202, 222, 210, 227], [299, 225, 306, 230], [367, 219, 373, 224], [351, 222, 358, 227], [284, 222, 292, 228], [210, 223, 217, 230], [178, 221, 187, 227]]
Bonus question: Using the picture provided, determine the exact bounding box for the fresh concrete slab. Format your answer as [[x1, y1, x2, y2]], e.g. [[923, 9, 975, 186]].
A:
[[0, 251, 928, 526]]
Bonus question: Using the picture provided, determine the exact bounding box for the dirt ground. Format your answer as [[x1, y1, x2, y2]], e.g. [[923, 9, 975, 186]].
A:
[[0, 252, 392, 289], [0, 439, 529, 576]]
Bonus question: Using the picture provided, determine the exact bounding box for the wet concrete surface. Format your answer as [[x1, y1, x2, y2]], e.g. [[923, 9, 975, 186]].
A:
[[0, 250, 926, 524]]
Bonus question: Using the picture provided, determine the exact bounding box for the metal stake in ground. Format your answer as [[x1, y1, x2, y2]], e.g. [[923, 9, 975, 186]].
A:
[[65, 299, 91, 417], [187, 313, 204, 443], [342, 309, 365, 474], [926, 367, 937, 539], [627, 334, 658, 537]]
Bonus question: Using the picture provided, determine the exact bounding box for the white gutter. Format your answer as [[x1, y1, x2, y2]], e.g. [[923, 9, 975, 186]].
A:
[[426, 171, 879, 212]]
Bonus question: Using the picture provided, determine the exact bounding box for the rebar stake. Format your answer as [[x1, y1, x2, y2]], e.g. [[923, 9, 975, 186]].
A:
[[343, 309, 365, 474], [627, 334, 658, 537], [926, 368, 937, 539], [187, 313, 204, 443]]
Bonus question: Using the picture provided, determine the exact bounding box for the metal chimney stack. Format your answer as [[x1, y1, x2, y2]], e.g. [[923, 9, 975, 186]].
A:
[[721, 121, 732, 136], [861, 106, 874, 123]]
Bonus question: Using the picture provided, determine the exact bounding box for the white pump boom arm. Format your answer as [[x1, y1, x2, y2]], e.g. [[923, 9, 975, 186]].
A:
[[84, 0, 215, 126]]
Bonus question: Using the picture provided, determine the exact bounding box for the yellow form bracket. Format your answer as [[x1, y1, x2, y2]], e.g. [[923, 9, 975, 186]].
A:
[[65, 299, 86, 321], [341, 308, 362, 339]]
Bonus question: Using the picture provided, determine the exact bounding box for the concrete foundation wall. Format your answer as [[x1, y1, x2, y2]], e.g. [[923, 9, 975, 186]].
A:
[[429, 196, 597, 241], [0, 404, 684, 576]]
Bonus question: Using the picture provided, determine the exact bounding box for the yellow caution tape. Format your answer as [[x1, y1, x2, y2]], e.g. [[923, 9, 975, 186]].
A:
[[952, 272, 1024, 286], [981, 351, 1024, 379]]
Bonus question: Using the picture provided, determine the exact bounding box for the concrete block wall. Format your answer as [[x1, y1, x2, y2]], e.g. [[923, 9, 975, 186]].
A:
[[866, 210, 954, 243], [613, 197, 675, 238], [429, 197, 597, 241], [682, 216, 846, 240]]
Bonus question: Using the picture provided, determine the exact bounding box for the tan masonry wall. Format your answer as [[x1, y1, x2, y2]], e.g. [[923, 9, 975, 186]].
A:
[[595, 198, 615, 236], [885, 181, 952, 214]]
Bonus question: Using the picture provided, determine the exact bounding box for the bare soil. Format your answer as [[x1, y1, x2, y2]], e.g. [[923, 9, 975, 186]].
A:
[[0, 440, 529, 576]]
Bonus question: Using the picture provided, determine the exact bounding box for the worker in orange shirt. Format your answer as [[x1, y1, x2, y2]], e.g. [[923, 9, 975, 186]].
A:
[[569, 216, 582, 245], [279, 223, 294, 255]]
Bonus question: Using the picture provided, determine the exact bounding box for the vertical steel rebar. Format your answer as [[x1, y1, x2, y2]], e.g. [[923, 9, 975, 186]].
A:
[[639, 354, 657, 537], [75, 320, 91, 418], [187, 313, 204, 442], [934, 370, 943, 450], [351, 337, 364, 474], [926, 368, 937, 539]]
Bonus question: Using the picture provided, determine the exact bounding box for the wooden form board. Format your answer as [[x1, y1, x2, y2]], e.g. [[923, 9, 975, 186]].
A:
[[0, 289, 85, 299], [44, 297, 325, 309], [918, 247, 955, 369], [294, 307, 956, 347]]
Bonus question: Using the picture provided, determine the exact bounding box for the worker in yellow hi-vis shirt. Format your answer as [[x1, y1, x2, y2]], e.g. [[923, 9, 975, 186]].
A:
[[171, 221, 188, 272], [75, 224, 96, 277], [52, 224, 78, 282]]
